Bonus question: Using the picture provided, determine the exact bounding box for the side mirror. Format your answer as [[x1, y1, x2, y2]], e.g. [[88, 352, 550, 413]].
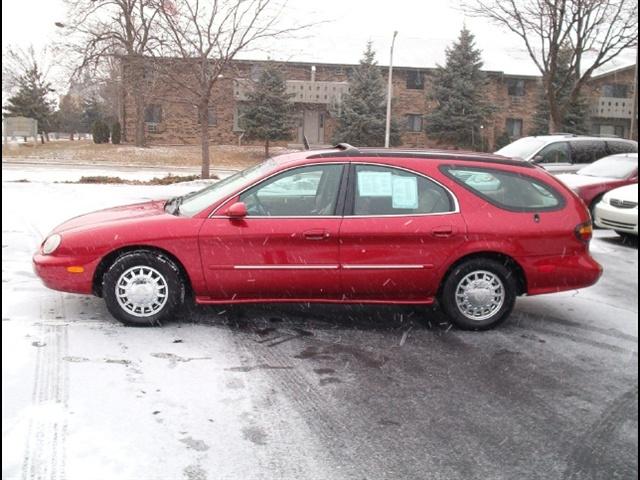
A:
[[226, 202, 247, 218], [533, 155, 544, 163]]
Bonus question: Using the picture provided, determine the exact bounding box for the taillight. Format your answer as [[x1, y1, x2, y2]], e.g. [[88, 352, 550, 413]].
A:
[[575, 221, 593, 243]]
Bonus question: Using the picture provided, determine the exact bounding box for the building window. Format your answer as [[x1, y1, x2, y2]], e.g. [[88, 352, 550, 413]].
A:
[[406, 71, 424, 90], [406, 114, 423, 132], [197, 107, 217, 126], [144, 104, 162, 124], [233, 104, 250, 131], [506, 118, 523, 138], [506, 79, 525, 96], [602, 84, 628, 98], [594, 124, 626, 138], [250, 65, 264, 81]]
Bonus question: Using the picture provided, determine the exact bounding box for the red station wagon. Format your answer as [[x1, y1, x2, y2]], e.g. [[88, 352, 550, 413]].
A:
[[33, 145, 603, 330]]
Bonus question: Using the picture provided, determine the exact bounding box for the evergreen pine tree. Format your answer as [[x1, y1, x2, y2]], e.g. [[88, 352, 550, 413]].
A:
[[111, 121, 122, 144], [56, 94, 83, 140], [4, 64, 55, 140], [425, 27, 494, 149], [81, 96, 105, 132], [332, 42, 401, 147], [241, 64, 296, 157], [530, 47, 589, 136]]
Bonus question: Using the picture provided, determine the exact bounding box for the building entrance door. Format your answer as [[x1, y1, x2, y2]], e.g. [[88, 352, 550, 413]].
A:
[[301, 110, 324, 144]]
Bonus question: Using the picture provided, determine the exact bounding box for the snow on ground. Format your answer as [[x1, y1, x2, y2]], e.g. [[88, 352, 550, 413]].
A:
[[2, 167, 339, 480], [2, 163, 638, 480], [2, 162, 236, 183]]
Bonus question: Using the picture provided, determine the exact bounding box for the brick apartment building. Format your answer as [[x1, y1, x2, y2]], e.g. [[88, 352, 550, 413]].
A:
[[120, 57, 638, 149]]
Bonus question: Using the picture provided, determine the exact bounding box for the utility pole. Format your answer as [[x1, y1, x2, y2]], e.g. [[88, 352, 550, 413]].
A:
[[385, 31, 398, 148]]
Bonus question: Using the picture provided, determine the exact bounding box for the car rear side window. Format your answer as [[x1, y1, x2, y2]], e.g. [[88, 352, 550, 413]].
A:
[[441, 166, 564, 212], [607, 141, 638, 155], [352, 165, 454, 216], [571, 141, 608, 164]]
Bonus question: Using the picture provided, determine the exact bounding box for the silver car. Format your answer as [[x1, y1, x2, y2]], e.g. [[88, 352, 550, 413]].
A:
[[495, 135, 637, 174]]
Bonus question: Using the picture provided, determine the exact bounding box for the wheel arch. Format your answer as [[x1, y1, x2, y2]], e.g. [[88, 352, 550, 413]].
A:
[[438, 251, 528, 297], [92, 245, 193, 298]]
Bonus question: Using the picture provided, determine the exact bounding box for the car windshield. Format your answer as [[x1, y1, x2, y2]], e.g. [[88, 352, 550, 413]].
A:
[[577, 155, 638, 179], [176, 159, 278, 216], [495, 137, 547, 160]]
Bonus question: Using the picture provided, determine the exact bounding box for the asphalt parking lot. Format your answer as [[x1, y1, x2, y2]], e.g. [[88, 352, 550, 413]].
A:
[[2, 178, 637, 480]]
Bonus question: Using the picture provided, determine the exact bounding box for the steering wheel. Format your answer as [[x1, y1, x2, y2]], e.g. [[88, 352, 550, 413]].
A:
[[244, 193, 269, 216]]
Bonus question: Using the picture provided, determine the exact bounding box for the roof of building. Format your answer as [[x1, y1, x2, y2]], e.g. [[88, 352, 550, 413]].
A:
[[590, 64, 637, 80]]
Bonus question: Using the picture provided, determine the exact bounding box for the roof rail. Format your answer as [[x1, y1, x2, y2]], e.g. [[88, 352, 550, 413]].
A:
[[308, 148, 535, 168], [333, 143, 360, 153]]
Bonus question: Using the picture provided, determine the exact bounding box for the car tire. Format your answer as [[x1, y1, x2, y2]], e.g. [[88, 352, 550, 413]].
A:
[[439, 259, 517, 330], [103, 251, 184, 326]]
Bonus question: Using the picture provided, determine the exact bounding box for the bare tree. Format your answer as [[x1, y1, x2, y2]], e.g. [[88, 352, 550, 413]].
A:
[[156, 0, 312, 178], [2, 45, 61, 100], [2, 45, 60, 142], [464, 0, 638, 132], [57, 0, 163, 146]]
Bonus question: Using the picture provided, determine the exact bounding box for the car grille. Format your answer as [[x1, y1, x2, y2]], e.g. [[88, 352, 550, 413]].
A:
[[610, 198, 638, 209], [600, 218, 637, 229]]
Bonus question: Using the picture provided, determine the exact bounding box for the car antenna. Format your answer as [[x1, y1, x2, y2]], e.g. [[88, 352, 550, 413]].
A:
[[303, 135, 310, 150]]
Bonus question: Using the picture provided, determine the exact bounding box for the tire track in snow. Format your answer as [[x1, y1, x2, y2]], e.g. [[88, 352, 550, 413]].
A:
[[230, 328, 358, 480], [229, 322, 423, 480], [21, 294, 69, 480], [562, 386, 638, 480]]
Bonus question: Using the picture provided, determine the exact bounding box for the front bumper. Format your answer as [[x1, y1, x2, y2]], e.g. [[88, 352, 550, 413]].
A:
[[594, 202, 638, 235], [32, 253, 99, 294]]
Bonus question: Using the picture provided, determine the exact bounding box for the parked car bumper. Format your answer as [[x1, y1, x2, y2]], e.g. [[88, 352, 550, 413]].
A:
[[520, 253, 603, 296], [33, 253, 99, 294], [594, 202, 638, 235]]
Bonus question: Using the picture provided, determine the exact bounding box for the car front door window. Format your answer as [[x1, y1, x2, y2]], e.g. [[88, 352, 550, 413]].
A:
[[240, 164, 344, 216], [537, 142, 571, 164]]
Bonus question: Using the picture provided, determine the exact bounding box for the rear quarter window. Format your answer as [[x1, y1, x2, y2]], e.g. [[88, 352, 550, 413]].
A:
[[607, 141, 638, 155], [440, 165, 565, 212]]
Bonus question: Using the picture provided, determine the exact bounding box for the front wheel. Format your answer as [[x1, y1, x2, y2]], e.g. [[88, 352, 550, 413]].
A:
[[103, 251, 184, 326], [439, 259, 517, 330]]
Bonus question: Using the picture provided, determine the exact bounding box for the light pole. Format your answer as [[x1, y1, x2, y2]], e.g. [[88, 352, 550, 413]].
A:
[[385, 31, 398, 148], [630, 46, 638, 141]]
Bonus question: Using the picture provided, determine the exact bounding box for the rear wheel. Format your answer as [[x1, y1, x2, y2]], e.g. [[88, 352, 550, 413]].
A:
[[439, 259, 517, 330], [103, 251, 184, 326]]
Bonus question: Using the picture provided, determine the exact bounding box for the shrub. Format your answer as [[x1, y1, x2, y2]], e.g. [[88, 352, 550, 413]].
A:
[[111, 121, 122, 144], [92, 120, 110, 144], [494, 131, 512, 150]]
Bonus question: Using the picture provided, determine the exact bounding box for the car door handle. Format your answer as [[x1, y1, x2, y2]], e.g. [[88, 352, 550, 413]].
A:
[[304, 230, 330, 240], [431, 226, 455, 238]]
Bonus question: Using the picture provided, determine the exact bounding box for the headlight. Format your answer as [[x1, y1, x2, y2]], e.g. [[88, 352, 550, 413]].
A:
[[42, 234, 61, 255], [601, 196, 610, 205]]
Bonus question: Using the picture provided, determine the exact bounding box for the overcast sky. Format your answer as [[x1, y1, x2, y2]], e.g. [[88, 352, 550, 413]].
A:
[[2, 0, 636, 80]]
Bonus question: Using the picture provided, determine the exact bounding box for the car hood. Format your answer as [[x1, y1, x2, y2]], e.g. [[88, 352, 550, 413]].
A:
[[52, 200, 169, 234], [605, 183, 639, 202], [556, 174, 614, 190]]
